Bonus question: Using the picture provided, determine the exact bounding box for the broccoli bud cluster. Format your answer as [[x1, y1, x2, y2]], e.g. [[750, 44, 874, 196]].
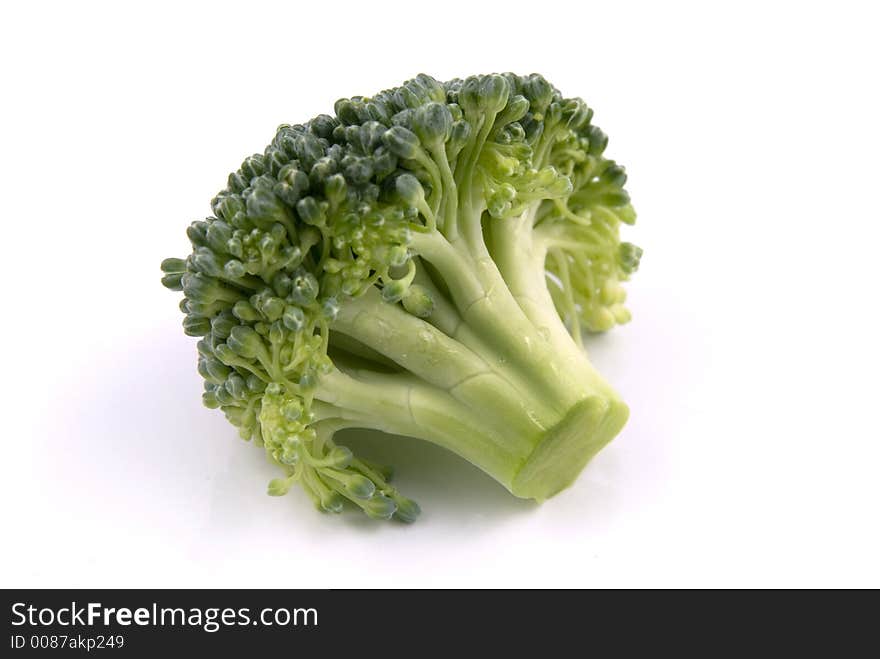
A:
[[162, 73, 640, 521]]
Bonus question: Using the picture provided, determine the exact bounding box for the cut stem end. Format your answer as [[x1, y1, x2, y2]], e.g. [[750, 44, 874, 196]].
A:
[[510, 395, 629, 501]]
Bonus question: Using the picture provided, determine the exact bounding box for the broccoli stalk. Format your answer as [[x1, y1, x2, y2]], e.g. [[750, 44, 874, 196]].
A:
[[161, 73, 641, 522]]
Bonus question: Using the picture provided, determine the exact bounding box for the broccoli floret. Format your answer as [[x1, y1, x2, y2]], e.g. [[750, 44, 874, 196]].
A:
[[161, 73, 640, 522]]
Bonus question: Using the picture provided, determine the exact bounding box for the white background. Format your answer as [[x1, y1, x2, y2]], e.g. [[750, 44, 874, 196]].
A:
[[2, 1, 878, 588]]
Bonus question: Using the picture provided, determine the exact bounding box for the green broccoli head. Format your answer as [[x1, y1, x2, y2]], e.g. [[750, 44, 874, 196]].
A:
[[161, 73, 640, 522]]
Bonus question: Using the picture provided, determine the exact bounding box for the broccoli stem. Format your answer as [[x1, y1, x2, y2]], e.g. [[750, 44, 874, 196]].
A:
[[485, 206, 592, 365], [316, 242, 628, 499], [331, 287, 560, 430], [314, 368, 534, 485], [312, 363, 627, 500], [410, 226, 611, 412]]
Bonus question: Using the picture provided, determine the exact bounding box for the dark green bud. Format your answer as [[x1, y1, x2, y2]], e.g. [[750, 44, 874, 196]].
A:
[[357, 121, 386, 153], [295, 196, 325, 226], [447, 121, 471, 157], [331, 123, 347, 144], [246, 375, 266, 393], [254, 320, 269, 336], [225, 373, 247, 398], [272, 272, 292, 297], [202, 390, 220, 409], [394, 86, 421, 110], [586, 125, 608, 155], [334, 98, 361, 125], [161, 273, 183, 291], [277, 245, 302, 270], [289, 271, 319, 305], [213, 343, 237, 365], [240, 154, 265, 180], [269, 221, 288, 246], [325, 174, 347, 205], [192, 247, 223, 277], [365, 101, 390, 124], [309, 157, 338, 191], [205, 358, 231, 382], [232, 300, 261, 322], [186, 299, 229, 316], [246, 185, 286, 225], [227, 171, 248, 193], [523, 74, 554, 115], [390, 108, 414, 128], [561, 98, 590, 129], [263, 148, 288, 177], [183, 314, 211, 337], [275, 127, 298, 158], [226, 236, 244, 259], [262, 297, 285, 322], [212, 195, 245, 223], [282, 305, 306, 331], [186, 221, 209, 247], [258, 233, 276, 256], [268, 320, 285, 344], [161, 257, 186, 274], [413, 102, 452, 145], [227, 325, 263, 359], [461, 74, 509, 116], [371, 148, 397, 178], [198, 358, 217, 383], [211, 312, 237, 340], [415, 74, 445, 102], [182, 273, 227, 303], [382, 125, 420, 159], [310, 114, 339, 139], [393, 497, 421, 524], [547, 103, 565, 129], [216, 388, 235, 407], [362, 494, 396, 520], [499, 122, 526, 144], [274, 166, 310, 207], [295, 134, 324, 169], [600, 163, 627, 187], [394, 173, 425, 205], [497, 94, 530, 127], [224, 259, 246, 279], [342, 473, 375, 499], [343, 157, 373, 185]]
